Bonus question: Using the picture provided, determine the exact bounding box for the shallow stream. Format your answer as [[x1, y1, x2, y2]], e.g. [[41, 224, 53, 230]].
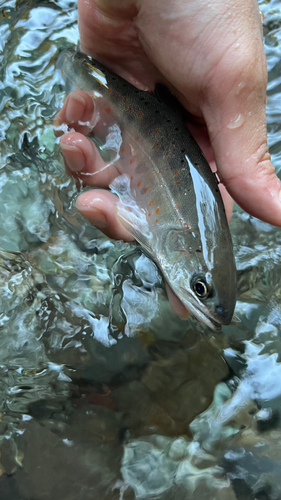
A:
[[0, 0, 281, 498]]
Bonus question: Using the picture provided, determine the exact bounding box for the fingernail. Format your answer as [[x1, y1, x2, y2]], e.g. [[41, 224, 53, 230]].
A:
[[65, 92, 86, 123], [60, 142, 86, 172], [76, 199, 107, 229]]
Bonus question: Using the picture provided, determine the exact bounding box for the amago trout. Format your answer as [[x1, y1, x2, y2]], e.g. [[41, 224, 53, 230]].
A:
[[58, 47, 237, 330]]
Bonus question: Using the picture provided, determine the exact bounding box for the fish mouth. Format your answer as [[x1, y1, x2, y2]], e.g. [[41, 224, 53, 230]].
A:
[[196, 311, 221, 331]]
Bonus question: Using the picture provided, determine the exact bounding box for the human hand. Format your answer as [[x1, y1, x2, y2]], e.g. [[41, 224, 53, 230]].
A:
[[56, 0, 280, 317]]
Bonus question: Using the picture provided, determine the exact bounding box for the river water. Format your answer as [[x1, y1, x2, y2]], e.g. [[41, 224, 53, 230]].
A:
[[0, 0, 281, 498]]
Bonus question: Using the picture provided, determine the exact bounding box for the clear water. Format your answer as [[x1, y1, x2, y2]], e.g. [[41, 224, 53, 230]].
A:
[[0, 0, 281, 498]]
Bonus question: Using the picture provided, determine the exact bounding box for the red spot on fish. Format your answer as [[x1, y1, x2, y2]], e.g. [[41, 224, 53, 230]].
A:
[[107, 88, 111, 93], [130, 176, 133, 180], [178, 218, 182, 222], [137, 181, 142, 188], [184, 222, 189, 228], [121, 147, 125, 153], [144, 188, 149, 193], [135, 136, 140, 141], [149, 120, 154, 124], [149, 199, 155, 206], [148, 213, 151, 217], [167, 151, 171, 156], [124, 98, 128, 102], [105, 108, 111, 114], [180, 250, 186, 253], [174, 204, 178, 209], [129, 107, 133, 112], [130, 159, 134, 164], [153, 144, 159, 149], [138, 113, 143, 118], [156, 208, 161, 214], [81, 70, 85, 76], [175, 170, 179, 175], [61, 69, 64, 74], [172, 141, 175, 145], [156, 219, 159, 223], [176, 181, 180, 185], [155, 130, 160, 134], [116, 94, 120, 98]]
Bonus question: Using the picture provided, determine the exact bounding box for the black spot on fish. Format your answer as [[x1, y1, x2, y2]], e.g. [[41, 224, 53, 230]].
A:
[[181, 159, 185, 163]]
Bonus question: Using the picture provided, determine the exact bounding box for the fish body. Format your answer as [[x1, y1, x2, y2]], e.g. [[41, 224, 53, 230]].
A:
[[58, 48, 236, 330]]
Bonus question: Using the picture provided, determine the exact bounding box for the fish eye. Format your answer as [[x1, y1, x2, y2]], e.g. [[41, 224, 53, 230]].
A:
[[191, 275, 211, 300]]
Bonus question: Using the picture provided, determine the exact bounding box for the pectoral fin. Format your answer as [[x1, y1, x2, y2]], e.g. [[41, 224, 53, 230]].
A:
[[110, 174, 154, 255]]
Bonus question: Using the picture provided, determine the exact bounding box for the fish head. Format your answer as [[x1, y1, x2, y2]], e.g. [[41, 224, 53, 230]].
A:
[[156, 227, 236, 330]]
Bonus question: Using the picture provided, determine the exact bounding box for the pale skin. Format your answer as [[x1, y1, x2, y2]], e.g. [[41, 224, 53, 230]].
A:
[[55, 0, 280, 317]]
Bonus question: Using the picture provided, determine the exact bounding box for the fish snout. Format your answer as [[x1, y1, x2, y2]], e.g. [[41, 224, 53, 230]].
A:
[[214, 303, 234, 326]]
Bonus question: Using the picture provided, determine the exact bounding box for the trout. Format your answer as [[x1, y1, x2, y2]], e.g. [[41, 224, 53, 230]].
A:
[[58, 47, 236, 330]]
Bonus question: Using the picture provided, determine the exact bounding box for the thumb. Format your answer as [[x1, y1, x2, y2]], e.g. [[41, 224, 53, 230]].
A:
[[202, 32, 281, 226]]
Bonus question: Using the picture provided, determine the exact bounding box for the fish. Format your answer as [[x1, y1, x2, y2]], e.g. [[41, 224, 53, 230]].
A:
[[57, 47, 237, 330]]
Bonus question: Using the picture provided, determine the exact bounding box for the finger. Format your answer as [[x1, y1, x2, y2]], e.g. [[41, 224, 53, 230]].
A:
[[202, 8, 281, 226], [54, 88, 122, 140], [76, 189, 134, 241], [187, 121, 234, 222], [186, 120, 215, 167], [165, 283, 190, 319], [77, 0, 160, 90], [219, 185, 234, 224], [54, 91, 96, 137], [60, 132, 118, 187]]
